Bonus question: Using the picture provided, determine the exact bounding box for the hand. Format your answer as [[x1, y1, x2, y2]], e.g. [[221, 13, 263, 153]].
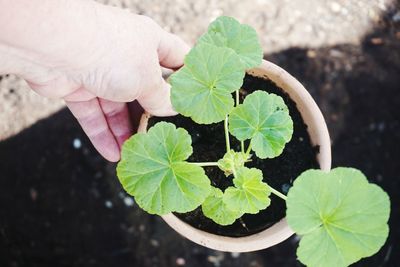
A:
[[0, 0, 190, 161]]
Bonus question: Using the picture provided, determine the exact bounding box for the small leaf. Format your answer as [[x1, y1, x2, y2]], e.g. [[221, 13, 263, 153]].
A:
[[170, 43, 245, 124], [286, 167, 391, 267], [224, 167, 270, 214], [228, 91, 293, 159], [202, 187, 243, 225], [217, 149, 248, 176], [198, 16, 263, 69], [117, 122, 211, 215]]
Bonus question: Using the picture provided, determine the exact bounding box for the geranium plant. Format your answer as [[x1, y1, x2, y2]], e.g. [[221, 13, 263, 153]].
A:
[[117, 16, 390, 267]]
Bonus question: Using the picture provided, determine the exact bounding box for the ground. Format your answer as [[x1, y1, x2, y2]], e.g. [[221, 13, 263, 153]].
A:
[[0, 0, 399, 266]]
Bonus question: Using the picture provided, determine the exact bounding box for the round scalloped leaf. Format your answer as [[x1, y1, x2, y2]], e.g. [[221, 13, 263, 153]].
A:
[[217, 149, 248, 176], [116, 122, 211, 215], [202, 187, 243, 225], [228, 91, 293, 159], [198, 16, 263, 69], [286, 167, 390, 267], [170, 43, 245, 124], [224, 167, 270, 214]]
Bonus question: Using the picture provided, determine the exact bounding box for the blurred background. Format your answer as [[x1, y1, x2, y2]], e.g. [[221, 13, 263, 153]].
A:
[[1, 0, 399, 266]]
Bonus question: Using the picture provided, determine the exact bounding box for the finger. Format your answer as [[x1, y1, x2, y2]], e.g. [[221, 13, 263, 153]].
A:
[[65, 98, 120, 162], [136, 78, 177, 117], [99, 99, 133, 148], [158, 31, 190, 69]]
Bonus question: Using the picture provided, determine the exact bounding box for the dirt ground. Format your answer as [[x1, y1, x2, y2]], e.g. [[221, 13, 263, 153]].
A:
[[1, 0, 399, 266]]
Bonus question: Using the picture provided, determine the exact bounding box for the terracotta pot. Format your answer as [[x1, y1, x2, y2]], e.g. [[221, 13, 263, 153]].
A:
[[137, 59, 331, 252]]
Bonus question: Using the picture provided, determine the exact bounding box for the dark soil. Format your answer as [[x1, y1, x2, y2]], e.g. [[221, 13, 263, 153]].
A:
[[148, 74, 319, 237]]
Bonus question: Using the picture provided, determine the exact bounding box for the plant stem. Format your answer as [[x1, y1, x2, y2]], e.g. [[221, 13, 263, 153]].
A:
[[189, 162, 219, 167], [224, 115, 230, 152], [270, 187, 287, 201], [235, 90, 245, 153], [232, 167, 237, 177], [245, 143, 252, 156]]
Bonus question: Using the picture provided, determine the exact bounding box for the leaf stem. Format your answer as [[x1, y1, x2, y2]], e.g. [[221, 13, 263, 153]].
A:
[[189, 162, 219, 167], [270, 187, 287, 201], [224, 115, 230, 152], [245, 143, 252, 156]]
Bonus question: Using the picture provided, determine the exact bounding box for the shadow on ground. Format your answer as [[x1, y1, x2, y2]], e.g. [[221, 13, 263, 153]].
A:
[[1, 5, 399, 267]]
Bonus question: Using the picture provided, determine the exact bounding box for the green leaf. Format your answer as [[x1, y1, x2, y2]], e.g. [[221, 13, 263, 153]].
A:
[[286, 167, 390, 267], [224, 167, 270, 214], [217, 149, 248, 176], [228, 91, 293, 159], [202, 187, 243, 225], [116, 122, 211, 215], [170, 43, 245, 124], [198, 16, 263, 69]]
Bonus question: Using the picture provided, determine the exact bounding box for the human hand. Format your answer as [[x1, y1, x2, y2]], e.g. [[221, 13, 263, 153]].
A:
[[0, 0, 190, 161]]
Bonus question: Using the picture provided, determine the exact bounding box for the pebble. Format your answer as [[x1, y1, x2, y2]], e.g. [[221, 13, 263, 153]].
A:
[[292, 234, 301, 242], [176, 257, 186, 266], [209, 9, 223, 22], [105, 200, 113, 209], [307, 50, 317, 58], [90, 188, 100, 199], [282, 183, 291, 194], [392, 11, 400, 22], [369, 123, 376, 131], [231, 252, 240, 258], [191, 130, 202, 144], [369, 10, 380, 22], [123, 197, 134, 207], [126, 226, 135, 233], [370, 38, 383, 45], [250, 260, 263, 267], [378, 122, 385, 132], [207, 252, 225, 267], [30, 188, 38, 201], [329, 2, 341, 13], [304, 25, 313, 33], [73, 138, 82, 149], [139, 224, 146, 232], [150, 239, 159, 247], [329, 49, 343, 58]]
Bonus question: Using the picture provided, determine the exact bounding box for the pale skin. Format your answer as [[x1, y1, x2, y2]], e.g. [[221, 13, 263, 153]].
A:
[[0, 0, 190, 161]]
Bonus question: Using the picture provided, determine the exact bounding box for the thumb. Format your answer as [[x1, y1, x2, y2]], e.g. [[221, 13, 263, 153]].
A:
[[139, 31, 189, 116], [158, 31, 191, 69], [136, 77, 177, 117]]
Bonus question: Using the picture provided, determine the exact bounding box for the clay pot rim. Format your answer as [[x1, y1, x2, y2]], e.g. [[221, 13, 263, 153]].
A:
[[137, 59, 331, 252]]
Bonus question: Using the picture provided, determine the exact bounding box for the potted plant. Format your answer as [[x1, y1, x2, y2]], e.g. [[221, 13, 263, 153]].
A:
[[116, 16, 390, 267]]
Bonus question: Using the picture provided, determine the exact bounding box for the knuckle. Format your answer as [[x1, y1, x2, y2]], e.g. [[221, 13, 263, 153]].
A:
[[101, 103, 125, 117]]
